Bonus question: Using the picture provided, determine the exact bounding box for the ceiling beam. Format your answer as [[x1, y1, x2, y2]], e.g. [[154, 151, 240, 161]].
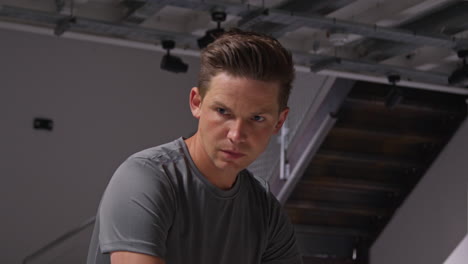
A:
[[166, 0, 468, 49], [264, 9, 468, 49], [0, 5, 197, 45], [122, 0, 168, 24], [291, 51, 450, 85], [2, 5, 468, 94], [140, 0, 468, 49]]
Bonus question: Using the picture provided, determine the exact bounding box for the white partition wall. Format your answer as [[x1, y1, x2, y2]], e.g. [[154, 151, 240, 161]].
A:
[[0, 26, 329, 263], [0, 28, 199, 264], [444, 234, 468, 264], [370, 119, 468, 264]]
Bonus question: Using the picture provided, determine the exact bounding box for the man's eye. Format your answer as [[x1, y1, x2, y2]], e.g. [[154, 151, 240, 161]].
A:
[[252, 115, 265, 122], [217, 108, 227, 115]]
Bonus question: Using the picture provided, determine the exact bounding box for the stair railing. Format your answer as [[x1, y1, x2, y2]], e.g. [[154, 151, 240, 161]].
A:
[[23, 216, 96, 264]]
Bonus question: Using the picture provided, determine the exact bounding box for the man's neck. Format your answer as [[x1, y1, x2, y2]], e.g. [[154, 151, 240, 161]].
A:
[[184, 135, 239, 190]]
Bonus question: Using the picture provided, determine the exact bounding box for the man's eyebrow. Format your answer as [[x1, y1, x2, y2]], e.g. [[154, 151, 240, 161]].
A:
[[212, 101, 232, 111], [212, 100, 275, 115]]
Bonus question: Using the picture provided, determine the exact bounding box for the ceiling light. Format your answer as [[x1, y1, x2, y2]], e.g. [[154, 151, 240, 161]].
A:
[[386, 74, 403, 108], [197, 11, 227, 49], [160, 40, 188, 74], [54, 16, 76, 36], [448, 65, 468, 86], [448, 50, 468, 86], [55, 0, 65, 12]]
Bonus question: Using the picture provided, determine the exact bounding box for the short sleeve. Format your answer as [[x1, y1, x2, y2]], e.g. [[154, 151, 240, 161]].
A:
[[262, 193, 303, 264], [98, 157, 176, 258]]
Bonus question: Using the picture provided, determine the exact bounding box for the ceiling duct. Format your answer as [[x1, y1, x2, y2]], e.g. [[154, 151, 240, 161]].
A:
[[351, 1, 468, 62], [277, 0, 356, 16], [2, 2, 468, 94]]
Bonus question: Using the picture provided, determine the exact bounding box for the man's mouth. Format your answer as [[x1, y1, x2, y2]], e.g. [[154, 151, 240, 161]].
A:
[[220, 150, 245, 159]]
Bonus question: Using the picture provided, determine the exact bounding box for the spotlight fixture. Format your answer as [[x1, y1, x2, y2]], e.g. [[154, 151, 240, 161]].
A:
[[160, 40, 188, 74], [55, 0, 65, 12], [448, 49, 468, 86], [387, 74, 401, 85], [54, 16, 76, 36], [197, 11, 227, 49], [385, 74, 403, 108]]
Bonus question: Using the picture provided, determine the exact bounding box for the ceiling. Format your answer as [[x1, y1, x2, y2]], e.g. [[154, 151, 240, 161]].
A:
[[1, 0, 468, 93], [3, 1, 468, 264]]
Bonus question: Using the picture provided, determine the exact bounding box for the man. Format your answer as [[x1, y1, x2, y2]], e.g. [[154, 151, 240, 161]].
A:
[[87, 29, 302, 264]]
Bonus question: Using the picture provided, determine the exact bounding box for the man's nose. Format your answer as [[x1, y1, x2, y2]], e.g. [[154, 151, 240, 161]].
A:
[[227, 119, 247, 143]]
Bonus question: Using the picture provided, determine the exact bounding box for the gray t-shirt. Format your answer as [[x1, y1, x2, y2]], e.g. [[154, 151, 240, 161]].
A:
[[87, 137, 302, 264]]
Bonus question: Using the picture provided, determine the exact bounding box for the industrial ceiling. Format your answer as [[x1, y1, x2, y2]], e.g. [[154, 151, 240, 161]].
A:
[[2, 0, 468, 94]]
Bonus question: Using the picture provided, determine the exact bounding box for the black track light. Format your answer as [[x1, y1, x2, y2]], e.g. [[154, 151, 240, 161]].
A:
[[198, 28, 225, 49], [160, 40, 188, 74], [197, 11, 227, 49], [448, 65, 468, 85], [448, 49, 468, 85], [385, 74, 403, 108], [54, 16, 76, 36]]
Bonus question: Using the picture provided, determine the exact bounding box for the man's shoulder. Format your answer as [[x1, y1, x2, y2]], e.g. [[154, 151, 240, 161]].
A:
[[129, 137, 186, 165], [109, 138, 188, 193], [248, 171, 270, 192], [243, 170, 271, 195]]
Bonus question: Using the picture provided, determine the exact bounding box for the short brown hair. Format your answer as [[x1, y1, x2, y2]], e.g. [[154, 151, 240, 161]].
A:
[[198, 29, 295, 111]]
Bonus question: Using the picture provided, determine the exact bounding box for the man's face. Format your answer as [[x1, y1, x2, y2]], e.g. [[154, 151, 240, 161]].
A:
[[189, 72, 289, 173]]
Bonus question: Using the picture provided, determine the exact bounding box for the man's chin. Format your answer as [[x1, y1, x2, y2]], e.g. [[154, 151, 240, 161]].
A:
[[215, 159, 247, 172]]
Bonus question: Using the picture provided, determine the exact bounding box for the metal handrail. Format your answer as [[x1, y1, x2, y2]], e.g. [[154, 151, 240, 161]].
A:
[[23, 216, 96, 264]]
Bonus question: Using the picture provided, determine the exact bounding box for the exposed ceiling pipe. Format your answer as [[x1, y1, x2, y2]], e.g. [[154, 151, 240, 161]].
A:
[[0, 5, 198, 46], [266, 9, 466, 49], [2, 1, 468, 50], [123, 0, 166, 24], [0, 20, 201, 57], [1, 6, 453, 85], [160, 0, 468, 49], [291, 51, 450, 87], [318, 69, 468, 95]]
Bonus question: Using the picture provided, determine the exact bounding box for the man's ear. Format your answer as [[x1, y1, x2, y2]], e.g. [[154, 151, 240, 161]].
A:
[[189, 87, 202, 119], [273, 107, 289, 134]]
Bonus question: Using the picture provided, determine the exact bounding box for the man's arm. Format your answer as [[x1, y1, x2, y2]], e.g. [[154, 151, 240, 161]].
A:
[[111, 251, 165, 264], [262, 193, 303, 264], [97, 157, 176, 262]]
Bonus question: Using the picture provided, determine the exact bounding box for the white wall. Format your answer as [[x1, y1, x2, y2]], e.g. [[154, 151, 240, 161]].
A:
[[444, 234, 468, 264], [0, 28, 198, 263], [370, 118, 468, 264]]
